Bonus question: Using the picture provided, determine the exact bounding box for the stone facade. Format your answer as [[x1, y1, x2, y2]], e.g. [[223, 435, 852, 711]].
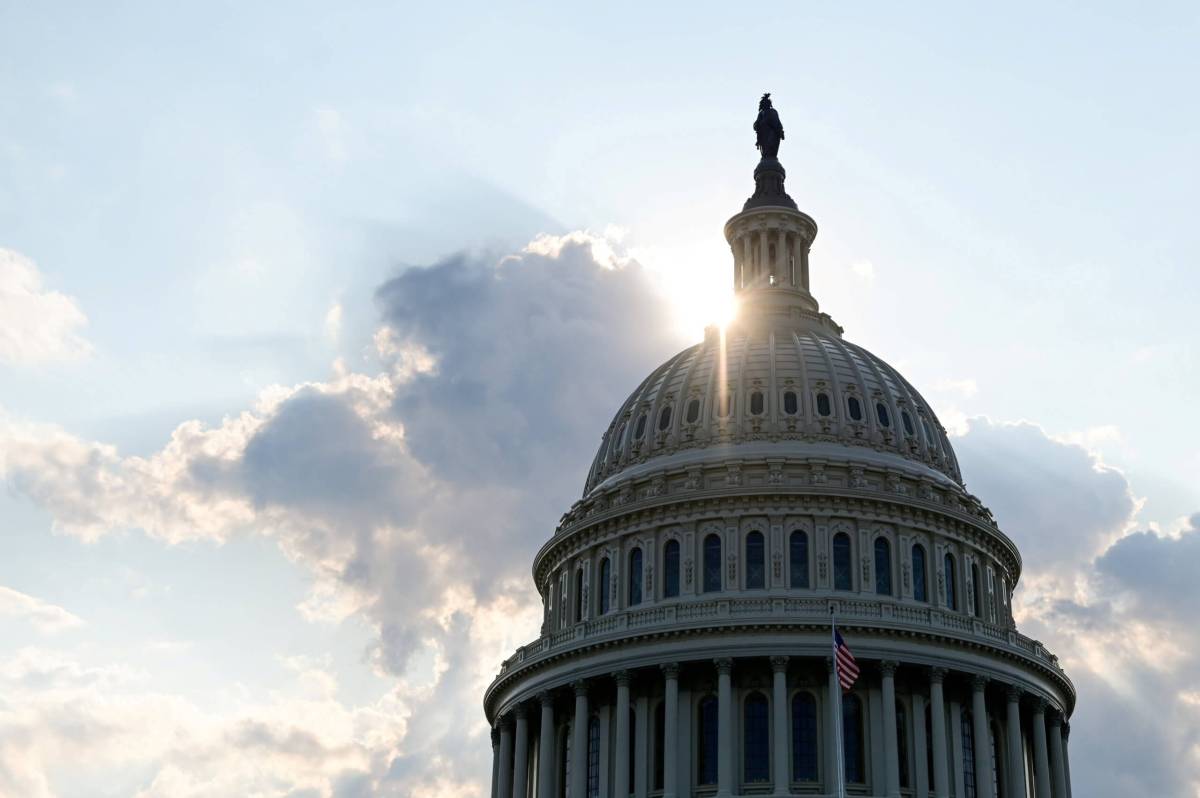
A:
[[484, 142, 1073, 798]]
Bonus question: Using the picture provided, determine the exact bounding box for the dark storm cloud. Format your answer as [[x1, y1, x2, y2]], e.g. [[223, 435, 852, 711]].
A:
[[1095, 514, 1200, 627]]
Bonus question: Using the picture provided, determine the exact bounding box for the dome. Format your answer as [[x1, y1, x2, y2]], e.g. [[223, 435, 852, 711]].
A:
[[583, 313, 962, 499], [484, 100, 1074, 798]]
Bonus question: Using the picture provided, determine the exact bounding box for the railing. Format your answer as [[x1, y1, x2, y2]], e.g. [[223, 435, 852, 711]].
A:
[[498, 595, 1062, 683]]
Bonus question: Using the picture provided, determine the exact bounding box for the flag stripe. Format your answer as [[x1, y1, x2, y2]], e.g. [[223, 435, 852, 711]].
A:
[[833, 630, 859, 690]]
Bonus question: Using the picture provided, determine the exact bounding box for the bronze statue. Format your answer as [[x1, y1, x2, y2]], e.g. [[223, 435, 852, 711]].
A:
[[754, 93, 784, 159]]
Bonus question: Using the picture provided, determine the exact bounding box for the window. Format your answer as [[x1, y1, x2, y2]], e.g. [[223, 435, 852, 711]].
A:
[[634, 413, 647, 439], [925, 704, 935, 787], [574, 568, 584, 622], [599, 558, 611, 614], [746, 531, 766, 589], [874, 537, 892, 596], [654, 702, 665, 790], [897, 701, 910, 788], [912, 544, 928, 602], [876, 402, 891, 428], [962, 709, 976, 798], [744, 692, 770, 783], [816, 392, 832, 417], [628, 548, 643, 606], [792, 692, 818, 781], [901, 411, 915, 436], [789, 530, 809, 589], [686, 398, 701, 424], [697, 696, 719, 785], [945, 553, 958, 611], [560, 723, 572, 798], [843, 693, 864, 783], [703, 534, 722, 593], [847, 396, 863, 421], [833, 533, 852, 591], [972, 562, 984, 619], [587, 716, 601, 798], [664, 540, 680, 598], [990, 721, 1003, 798], [783, 390, 799, 415], [750, 391, 765, 416], [921, 417, 934, 443], [658, 405, 672, 431]]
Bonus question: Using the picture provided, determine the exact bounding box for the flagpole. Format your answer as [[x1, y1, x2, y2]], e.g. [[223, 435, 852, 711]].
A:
[[831, 607, 846, 798]]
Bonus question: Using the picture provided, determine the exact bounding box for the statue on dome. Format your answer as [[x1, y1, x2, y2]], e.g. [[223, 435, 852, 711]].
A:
[[754, 93, 784, 159]]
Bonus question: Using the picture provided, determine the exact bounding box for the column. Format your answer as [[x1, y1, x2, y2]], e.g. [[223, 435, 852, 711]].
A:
[[1049, 713, 1068, 798], [1006, 686, 1028, 798], [498, 717, 514, 798], [571, 681, 589, 798], [662, 663, 680, 798], [912, 691, 929, 798], [1031, 698, 1051, 798], [757, 229, 768, 281], [881, 661, 901, 798], [537, 693, 555, 798], [740, 236, 751, 289], [715, 658, 733, 798], [614, 671, 631, 798], [826, 657, 841, 792], [1061, 722, 1073, 798], [635, 694, 649, 798], [971, 676, 994, 798], [512, 706, 530, 798], [929, 668, 950, 798], [770, 656, 789, 796], [491, 727, 501, 798]]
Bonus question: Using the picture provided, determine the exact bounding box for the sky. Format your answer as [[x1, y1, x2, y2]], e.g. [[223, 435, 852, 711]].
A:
[[0, 2, 1197, 796]]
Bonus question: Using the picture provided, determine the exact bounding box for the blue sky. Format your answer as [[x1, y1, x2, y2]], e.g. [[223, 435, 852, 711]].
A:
[[1, 2, 1197, 796]]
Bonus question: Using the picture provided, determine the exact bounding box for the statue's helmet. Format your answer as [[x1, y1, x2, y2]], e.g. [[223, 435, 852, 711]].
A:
[[759, 92, 772, 109]]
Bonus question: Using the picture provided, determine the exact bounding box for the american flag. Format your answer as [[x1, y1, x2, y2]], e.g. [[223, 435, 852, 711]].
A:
[[833, 629, 860, 690]]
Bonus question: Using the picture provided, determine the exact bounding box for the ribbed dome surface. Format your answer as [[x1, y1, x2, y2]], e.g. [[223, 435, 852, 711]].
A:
[[583, 313, 961, 496]]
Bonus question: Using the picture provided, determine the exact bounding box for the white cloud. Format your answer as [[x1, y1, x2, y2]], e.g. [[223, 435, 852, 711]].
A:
[[325, 300, 344, 342], [0, 586, 82, 633], [0, 249, 91, 365], [0, 232, 681, 794]]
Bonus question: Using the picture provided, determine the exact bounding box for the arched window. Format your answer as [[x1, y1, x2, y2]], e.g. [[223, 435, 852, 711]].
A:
[[628, 548, 643, 607], [587, 716, 601, 798], [874, 537, 892, 596], [743, 692, 770, 783], [686, 398, 701, 424], [634, 413, 647, 439], [574, 568, 584, 622], [654, 701, 665, 790], [791, 692, 818, 781], [847, 396, 863, 421], [972, 562, 984, 619], [664, 540, 680, 599], [843, 693, 864, 783], [789, 530, 809, 589], [945, 553, 958, 611], [833, 533, 852, 591], [599, 558, 611, 614], [697, 695, 719, 785], [876, 402, 891, 428], [658, 405, 672, 431], [783, 390, 799, 415], [750, 391, 765, 416], [901, 410, 915, 436], [961, 709, 976, 798], [912, 545, 928, 602], [897, 701, 910, 788], [816, 392, 832, 417], [746, 531, 766, 589], [703, 534, 722, 593]]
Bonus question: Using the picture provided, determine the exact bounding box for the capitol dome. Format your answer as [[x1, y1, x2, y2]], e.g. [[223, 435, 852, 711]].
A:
[[485, 100, 1074, 798]]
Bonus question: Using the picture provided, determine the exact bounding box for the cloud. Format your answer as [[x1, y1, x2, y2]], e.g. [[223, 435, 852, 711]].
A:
[[955, 419, 1200, 797], [0, 587, 82, 633], [0, 231, 682, 794], [850, 259, 875, 284], [0, 249, 91, 365]]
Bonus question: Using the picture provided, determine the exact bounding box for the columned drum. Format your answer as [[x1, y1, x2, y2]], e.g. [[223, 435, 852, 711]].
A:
[[484, 111, 1074, 798]]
